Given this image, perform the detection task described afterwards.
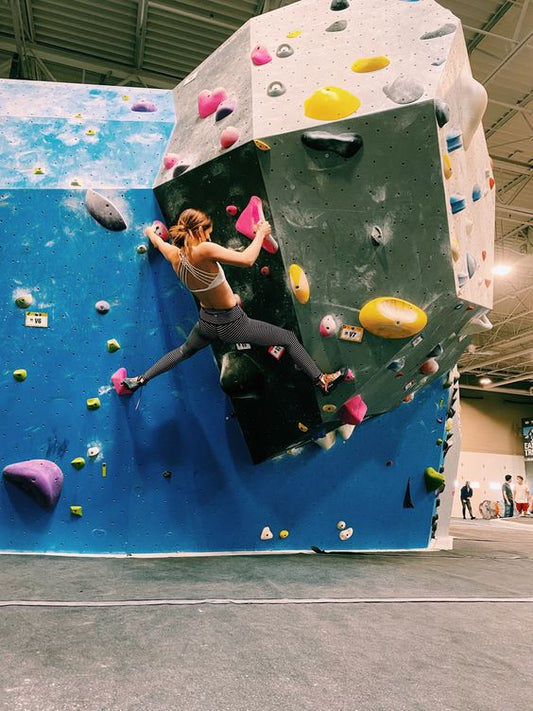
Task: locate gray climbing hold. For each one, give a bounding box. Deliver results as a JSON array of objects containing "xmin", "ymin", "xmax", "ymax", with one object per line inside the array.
[
  {"xmin": 466, "ymin": 252, "xmax": 477, "ymax": 279},
  {"xmin": 3, "ymin": 459, "xmax": 64, "ymax": 509},
  {"xmin": 388, "ymin": 357, "xmax": 405, "ymax": 372},
  {"xmin": 326, "ymin": 19, "xmax": 348, "ymax": 31},
  {"xmin": 383, "ymin": 76, "xmax": 424, "ymax": 105},
  {"xmin": 85, "ymin": 189, "xmax": 127, "ymax": 231},
  {"xmin": 219, "ymin": 352, "xmax": 265, "ymax": 399},
  {"xmin": 331, "ymin": 0, "xmax": 349, "ymax": 9},
  {"xmin": 276, "ymin": 44, "xmax": 294, "ymax": 58},
  {"xmin": 420, "ymin": 23, "xmax": 456, "ymax": 40},
  {"xmin": 457, "ymin": 272, "xmax": 469, "ymax": 288},
  {"xmin": 435, "ymin": 99, "xmax": 450, "ymax": 127},
  {"xmin": 267, "ymin": 81, "xmax": 286, "ymax": 97},
  {"xmin": 301, "ymin": 131, "xmax": 363, "ymax": 158}
]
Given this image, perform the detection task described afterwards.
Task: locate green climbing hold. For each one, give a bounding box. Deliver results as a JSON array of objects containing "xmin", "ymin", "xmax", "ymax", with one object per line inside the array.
[
  {"xmin": 70, "ymin": 505, "xmax": 83, "ymax": 517},
  {"xmin": 13, "ymin": 369, "xmax": 27, "ymax": 381},
  {"xmin": 424, "ymin": 466, "xmax": 445, "ymax": 493},
  {"xmin": 15, "ymin": 293, "xmax": 33, "ymax": 309},
  {"xmin": 71, "ymin": 457, "xmax": 86, "ymax": 470},
  {"xmin": 86, "ymin": 398, "xmax": 101, "ymax": 410},
  {"xmin": 107, "ymin": 339, "xmax": 121, "ymax": 353}
]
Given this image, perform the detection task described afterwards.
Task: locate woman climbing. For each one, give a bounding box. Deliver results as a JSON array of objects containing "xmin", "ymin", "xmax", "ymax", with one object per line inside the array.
[{"xmin": 121, "ymin": 208, "xmax": 346, "ymax": 394}]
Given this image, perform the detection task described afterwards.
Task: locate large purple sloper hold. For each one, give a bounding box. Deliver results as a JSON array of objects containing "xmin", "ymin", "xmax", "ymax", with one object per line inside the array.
[{"xmin": 3, "ymin": 459, "xmax": 64, "ymax": 509}]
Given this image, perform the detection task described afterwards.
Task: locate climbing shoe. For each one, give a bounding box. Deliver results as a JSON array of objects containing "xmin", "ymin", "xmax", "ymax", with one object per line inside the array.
[
  {"xmin": 316, "ymin": 367, "xmax": 347, "ymax": 395},
  {"xmin": 121, "ymin": 376, "xmax": 146, "ymax": 392}
]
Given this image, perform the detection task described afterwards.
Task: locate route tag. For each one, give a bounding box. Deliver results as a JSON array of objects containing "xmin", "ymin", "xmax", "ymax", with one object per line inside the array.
[
  {"xmin": 338, "ymin": 324, "xmax": 363, "ymax": 343},
  {"xmin": 236, "ymin": 343, "xmax": 251, "ymax": 351},
  {"xmin": 268, "ymin": 345, "xmax": 285, "ymax": 360},
  {"xmin": 24, "ymin": 312, "xmax": 48, "ymax": 328}
]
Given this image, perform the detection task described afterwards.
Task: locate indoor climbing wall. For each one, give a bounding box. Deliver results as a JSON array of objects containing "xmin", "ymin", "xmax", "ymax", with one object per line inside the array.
[
  {"xmin": 155, "ymin": 0, "xmax": 494, "ymax": 463},
  {"xmin": 1, "ymin": 0, "xmax": 489, "ymax": 555}
]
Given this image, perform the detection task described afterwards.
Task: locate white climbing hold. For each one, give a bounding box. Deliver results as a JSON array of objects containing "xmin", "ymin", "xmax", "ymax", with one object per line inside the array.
[
  {"xmin": 261, "ymin": 526, "xmax": 274, "ymax": 540},
  {"xmin": 337, "ymin": 424, "xmax": 355, "ymax": 441},
  {"xmin": 336, "ymin": 521, "xmax": 346, "ymax": 530},
  {"xmin": 315, "ymin": 431, "xmax": 337, "ymax": 450},
  {"xmin": 339, "ymin": 527, "xmax": 353, "ymax": 541}
]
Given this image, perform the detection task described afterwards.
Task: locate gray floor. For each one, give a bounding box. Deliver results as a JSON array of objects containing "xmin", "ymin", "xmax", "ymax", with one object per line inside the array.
[{"xmin": 1, "ymin": 518, "xmax": 533, "ymax": 711}]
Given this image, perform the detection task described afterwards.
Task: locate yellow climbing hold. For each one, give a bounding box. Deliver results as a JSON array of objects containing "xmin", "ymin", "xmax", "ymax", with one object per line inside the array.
[
  {"xmin": 253, "ymin": 139, "xmax": 271, "ymax": 151},
  {"xmin": 33, "ymin": 167, "xmax": 44, "ymax": 175},
  {"xmin": 322, "ymin": 404, "xmax": 337, "ymax": 414},
  {"xmin": 86, "ymin": 397, "xmax": 101, "ymax": 410},
  {"xmin": 279, "ymin": 529, "xmax": 289, "ymax": 539},
  {"xmin": 289, "ymin": 264, "xmax": 310, "ymax": 304},
  {"xmin": 359, "ymin": 297, "xmax": 427, "ymax": 339},
  {"xmin": 71, "ymin": 457, "xmax": 86, "ymax": 470},
  {"xmin": 74, "ymin": 113, "xmax": 84, "ymax": 119},
  {"xmin": 298, "ymin": 422, "xmax": 309, "ymax": 433},
  {"xmin": 304, "ymin": 86, "xmax": 361, "ymax": 121},
  {"xmin": 107, "ymin": 338, "xmax": 121, "ymax": 353},
  {"xmin": 13, "ymin": 369, "xmax": 27, "ymax": 381},
  {"xmin": 443, "ymin": 153, "xmax": 452, "ymax": 179},
  {"xmin": 70, "ymin": 505, "xmax": 83, "ymax": 517},
  {"xmin": 287, "ymin": 30, "xmax": 301, "ymax": 38},
  {"xmin": 351, "ymin": 56, "xmax": 390, "ymax": 73},
  {"xmin": 85, "ymin": 129, "xmax": 97, "ymax": 136},
  {"xmin": 122, "ymin": 95, "xmax": 130, "ymax": 101},
  {"xmin": 450, "ymin": 235, "xmax": 460, "ymax": 261}
]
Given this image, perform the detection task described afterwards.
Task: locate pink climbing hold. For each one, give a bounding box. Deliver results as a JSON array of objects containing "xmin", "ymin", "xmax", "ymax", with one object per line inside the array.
[
  {"xmin": 420, "ymin": 358, "xmax": 439, "ymax": 375},
  {"xmin": 198, "ymin": 87, "xmax": 228, "ymax": 118},
  {"xmin": 344, "ymin": 368, "xmax": 355, "ymax": 382},
  {"xmin": 111, "ymin": 367, "xmax": 132, "ymax": 395},
  {"xmin": 260, "ymin": 266, "xmax": 270, "ymax": 276},
  {"xmin": 152, "ymin": 220, "xmax": 169, "ymax": 241},
  {"xmin": 220, "ymin": 126, "xmax": 240, "ymax": 149},
  {"xmin": 251, "ymin": 46, "xmax": 272, "ymax": 66},
  {"xmin": 163, "ymin": 153, "xmax": 180, "ymax": 170},
  {"xmin": 226, "ymin": 205, "xmax": 238, "ymax": 216},
  {"xmin": 339, "ymin": 394, "xmax": 367, "ymax": 426},
  {"xmin": 235, "ymin": 196, "xmax": 278, "ymax": 254}
]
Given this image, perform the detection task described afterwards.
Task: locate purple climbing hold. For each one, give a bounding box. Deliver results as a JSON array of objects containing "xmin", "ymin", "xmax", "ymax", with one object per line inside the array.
[
  {"xmin": 331, "ymin": 0, "xmax": 350, "ymax": 10},
  {"xmin": 131, "ymin": 100, "xmax": 158, "ymax": 113},
  {"xmin": 3, "ymin": 459, "xmax": 64, "ymax": 509},
  {"xmin": 215, "ymin": 96, "xmax": 237, "ymax": 122}
]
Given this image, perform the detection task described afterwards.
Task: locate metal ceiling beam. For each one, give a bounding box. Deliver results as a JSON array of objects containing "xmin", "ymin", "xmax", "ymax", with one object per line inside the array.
[
  {"xmin": 135, "ymin": 0, "xmax": 149, "ymax": 70},
  {"xmin": 460, "ymin": 384, "xmax": 533, "ymax": 397},
  {"xmin": 485, "ymin": 372, "xmax": 533, "ymax": 388},
  {"xmin": 482, "ymin": 29, "xmax": 533, "ymax": 85},
  {"xmin": 491, "ymin": 155, "xmax": 533, "ymax": 176},
  {"xmin": 0, "ymin": 36, "xmax": 177, "ymax": 88},
  {"xmin": 494, "ymin": 281, "xmax": 533, "ymax": 305},
  {"xmin": 466, "ymin": 1, "xmax": 515, "ymax": 53},
  {"xmin": 149, "ymin": 2, "xmax": 236, "ymax": 32},
  {"xmin": 496, "ymin": 202, "xmax": 533, "ymax": 218},
  {"xmin": 462, "ymin": 346, "xmax": 533, "ymax": 371},
  {"xmin": 8, "ymin": 0, "xmax": 29, "ymax": 78}
]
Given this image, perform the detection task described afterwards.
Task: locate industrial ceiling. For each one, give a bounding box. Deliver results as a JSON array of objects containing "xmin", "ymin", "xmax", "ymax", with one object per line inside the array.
[{"xmin": 1, "ymin": 0, "xmax": 532, "ymax": 395}]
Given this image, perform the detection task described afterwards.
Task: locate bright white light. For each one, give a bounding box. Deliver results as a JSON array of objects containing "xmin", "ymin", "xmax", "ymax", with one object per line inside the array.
[
  {"xmin": 492, "ymin": 264, "xmax": 512, "ymax": 276},
  {"xmin": 479, "ymin": 377, "xmax": 492, "ymax": 385},
  {"xmin": 470, "ymin": 481, "xmax": 480, "ymax": 489},
  {"xmin": 489, "ymin": 482, "xmax": 501, "ymax": 491}
]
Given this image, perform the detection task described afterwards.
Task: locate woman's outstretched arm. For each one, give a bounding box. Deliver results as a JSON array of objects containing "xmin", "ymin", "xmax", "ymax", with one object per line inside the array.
[
  {"xmin": 196, "ymin": 221, "xmax": 272, "ymax": 268},
  {"xmin": 145, "ymin": 225, "xmax": 180, "ymax": 264}
]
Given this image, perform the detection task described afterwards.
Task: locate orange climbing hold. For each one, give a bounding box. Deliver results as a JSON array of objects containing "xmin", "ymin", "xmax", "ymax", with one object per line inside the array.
[
  {"xmin": 304, "ymin": 86, "xmax": 361, "ymax": 121},
  {"xmin": 351, "ymin": 56, "xmax": 390, "ymax": 73}
]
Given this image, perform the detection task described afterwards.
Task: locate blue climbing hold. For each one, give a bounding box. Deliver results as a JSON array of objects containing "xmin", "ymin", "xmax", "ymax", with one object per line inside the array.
[
  {"xmin": 450, "ymin": 194, "xmax": 466, "ymax": 214},
  {"xmin": 472, "ymin": 184, "xmax": 482, "ymax": 202},
  {"xmin": 446, "ymin": 129, "xmax": 463, "ymax": 152},
  {"xmin": 435, "ymin": 99, "xmax": 450, "ymax": 128}
]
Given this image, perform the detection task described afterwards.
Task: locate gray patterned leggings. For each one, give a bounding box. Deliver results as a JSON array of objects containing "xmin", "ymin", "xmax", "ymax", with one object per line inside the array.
[{"xmin": 141, "ymin": 304, "xmax": 321, "ymax": 383}]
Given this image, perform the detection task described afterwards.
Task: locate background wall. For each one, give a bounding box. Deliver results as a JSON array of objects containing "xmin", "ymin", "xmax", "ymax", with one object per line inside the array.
[{"xmin": 453, "ymin": 389, "xmax": 532, "ymax": 517}]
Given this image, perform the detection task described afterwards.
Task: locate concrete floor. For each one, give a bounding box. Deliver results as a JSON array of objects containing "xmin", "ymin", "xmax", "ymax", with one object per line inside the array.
[{"xmin": 1, "ymin": 518, "xmax": 532, "ymax": 711}]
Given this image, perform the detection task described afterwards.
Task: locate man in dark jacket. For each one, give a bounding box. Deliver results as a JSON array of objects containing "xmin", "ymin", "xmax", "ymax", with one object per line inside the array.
[
  {"xmin": 460, "ymin": 481, "xmax": 476, "ymax": 519},
  {"xmin": 502, "ymin": 474, "xmax": 514, "ymax": 517}
]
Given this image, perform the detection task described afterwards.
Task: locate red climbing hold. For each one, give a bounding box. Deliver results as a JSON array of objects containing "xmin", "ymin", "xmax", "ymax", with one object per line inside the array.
[
  {"xmin": 220, "ymin": 126, "xmax": 240, "ymax": 149},
  {"xmin": 152, "ymin": 220, "xmax": 169, "ymax": 241},
  {"xmin": 226, "ymin": 205, "xmax": 238, "ymax": 216},
  {"xmin": 260, "ymin": 266, "xmax": 270, "ymax": 276},
  {"xmin": 163, "ymin": 153, "xmax": 180, "ymax": 170}
]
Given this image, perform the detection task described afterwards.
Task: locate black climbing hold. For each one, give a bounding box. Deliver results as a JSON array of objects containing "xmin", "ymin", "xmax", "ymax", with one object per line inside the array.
[
  {"xmin": 162, "ymin": 470, "xmax": 172, "ymax": 478},
  {"xmin": 301, "ymin": 130, "xmax": 363, "ymax": 158},
  {"xmin": 432, "ymin": 513, "xmax": 439, "ymax": 523},
  {"xmin": 85, "ymin": 189, "xmax": 127, "ymax": 231},
  {"xmin": 330, "ymin": 0, "xmax": 349, "ymax": 9},
  {"xmin": 403, "ymin": 478, "xmax": 414, "ymax": 509},
  {"xmin": 435, "ymin": 498, "xmax": 441, "ymax": 507},
  {"xmin": 426, "ymin": 343, "xmax": 443, "ymax": 359},
  {"xmin": 448, "ymin": 407, "xmax": 456, "ymax": 418},
  {"xmin": 219, "ymin": 352, "xmax": 265, "ymax": 399},
  {"xmin": 434, "ymin": 99, "xmax": 450, "ymax": 128},
  {"xmin": 370, "ymin": 226, "xmax": 384, "ymax": 246},
  {"xmin": 326, "ymin": 19, "xmax": 348, "ymax": 31},
  {"xmin": 442, "ymin": 440, "xmax": 452, "ymax": 453},
  {"xmin": 173, "ymin": 164, "xmax": 189, "ymax": 178}
]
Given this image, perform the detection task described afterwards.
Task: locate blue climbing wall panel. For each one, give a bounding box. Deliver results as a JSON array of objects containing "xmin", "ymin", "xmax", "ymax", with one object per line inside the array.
[{"xmin": 0, "ymin": 78, "xmax": 451, "ymax": 555}]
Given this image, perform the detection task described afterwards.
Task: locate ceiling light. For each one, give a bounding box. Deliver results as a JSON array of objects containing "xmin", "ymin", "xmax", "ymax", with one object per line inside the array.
[
  {"xmin": 491, "ymin": 264, "xmax": 512, "ymax": 276},
  {"xmin": 479, "ymin": 377, "xmax": 492, "ymax": 385}
]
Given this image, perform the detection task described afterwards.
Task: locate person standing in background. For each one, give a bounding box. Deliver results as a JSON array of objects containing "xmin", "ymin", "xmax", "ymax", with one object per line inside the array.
[
  {"xmin": 513, "ymin": 475, "xmax": 530, "ymax": 517},
  {"xmin": 460, "ymin": 481, "xmax": 476, "ymax": 520},
  {"xmin": 502, "ymin": 474, "xmax": 514, "ymax": 518}
]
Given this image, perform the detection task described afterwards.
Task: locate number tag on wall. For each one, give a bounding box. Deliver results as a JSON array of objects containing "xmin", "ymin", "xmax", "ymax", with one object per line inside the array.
[
  {"xmin": 24, "ymin": 312, "xmax": 49, "ymax": 328},
  {"xmin": 339, "ymin": 324, "xmax": 363, "ymax": 343}
]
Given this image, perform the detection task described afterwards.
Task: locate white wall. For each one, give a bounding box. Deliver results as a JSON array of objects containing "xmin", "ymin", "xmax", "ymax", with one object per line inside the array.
[{"xmin": 452, "ymin": 451, "xmax": 526, "ymax": 517}]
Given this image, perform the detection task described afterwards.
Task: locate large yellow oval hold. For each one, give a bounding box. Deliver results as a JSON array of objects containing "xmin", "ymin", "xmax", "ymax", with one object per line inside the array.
[
  {"xmin": 351, "ymin": 56, "xmax": 390, "ymax": 73},
  {"xmin": 304, "ymin": 86, "xmax": 361, "ymax": 121},
  {"xmin": 289, "ymin": 264, "xmax": 310, "ymax": 304},
  {"xmin": 359, "ymin": 297, "xmax": 427, "ymax": 339}
]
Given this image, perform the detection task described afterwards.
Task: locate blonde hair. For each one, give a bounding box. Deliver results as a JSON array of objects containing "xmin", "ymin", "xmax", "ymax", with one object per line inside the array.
[{"xmin": 169, "ymin": 208, "xmax": 212, "ymax": 258}]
